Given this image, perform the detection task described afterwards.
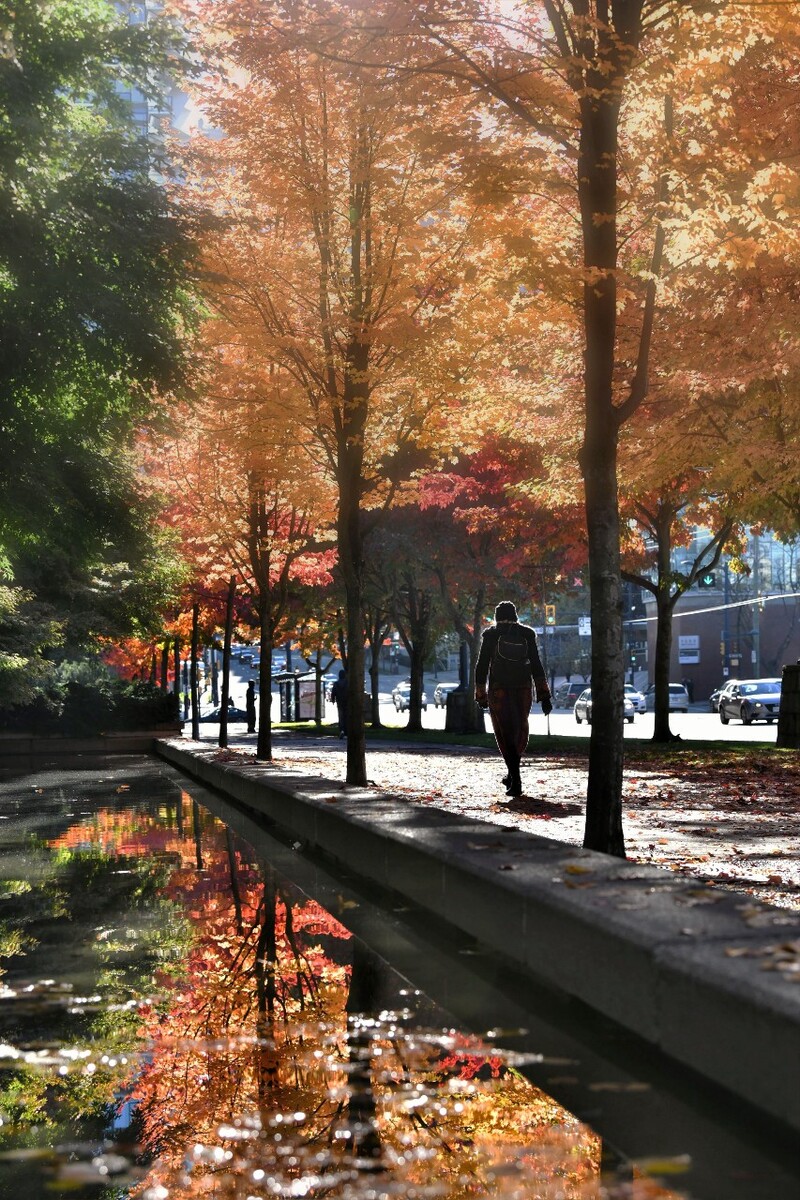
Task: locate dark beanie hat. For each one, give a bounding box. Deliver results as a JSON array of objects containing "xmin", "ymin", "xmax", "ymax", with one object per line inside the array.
[{"xmin": 495, "ymin": 601, "xmax": 517, "ymax": 621}]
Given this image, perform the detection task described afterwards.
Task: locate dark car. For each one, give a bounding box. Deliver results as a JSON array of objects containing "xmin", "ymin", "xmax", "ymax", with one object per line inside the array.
[
  {"xmin": 718, "ymin": 678, "xmax": 782, "ymax": 725},
  {"xmin": 198, "ymin": 704, "xmax": 249, "ymax": 723},
  {"xmin": 554, "ymin": 681, "xmax": 584, "ymax": 708},
  {"xmin": 574, "ymin": 688, "xmax": 634, "ymax": 724},
  {"xmin": 433, "ymin": 682, "xmax": 460, "ymax": 708}
]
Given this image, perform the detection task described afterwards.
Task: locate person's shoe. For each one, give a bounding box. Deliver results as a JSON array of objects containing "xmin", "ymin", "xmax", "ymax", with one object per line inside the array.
[
  {"xmin": 501, "ymin": 774, "xmax": 509, "ymax": 787},
  {"xmin": 506, "ymin": 772, "xmax": 523, "ymax": 797}
]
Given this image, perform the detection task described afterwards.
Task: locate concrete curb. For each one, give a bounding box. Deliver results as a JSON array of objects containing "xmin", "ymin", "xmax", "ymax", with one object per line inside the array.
[{"xmin": 155, "ymin": 737, "xmax": 800, "ymax": 1133}]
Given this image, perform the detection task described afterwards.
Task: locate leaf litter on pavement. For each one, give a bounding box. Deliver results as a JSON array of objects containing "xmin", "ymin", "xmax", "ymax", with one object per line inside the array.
[{"xmin": 256, "ymin": 739, "xmax": 800, "ymax": 911}]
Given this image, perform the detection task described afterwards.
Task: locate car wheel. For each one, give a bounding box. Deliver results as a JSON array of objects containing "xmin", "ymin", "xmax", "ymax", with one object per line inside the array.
[
  {"xmin": 422, "ymin": 703, "xmax": 427, "ymax": 711},
  {"xmin": 575, "ymin": 712, "xmax": 582, "ymax": 723},
  {"xmin": 766, "ymin": 718, "xmax": 774, "ymax": 724},
  {"xmin": 719, "ymin": 707, "xmax": 729, "ymax": 725},
  {"xmin": 626, "ymin": 715, "xmax": 634, "ymax": 724},
  {"xmin": 741, "ymin": 703, "xmax": 754, "ymax": 726},
  {"xmin": 394, "ymin": 698, "xmax": 401, "ymax": 711}
]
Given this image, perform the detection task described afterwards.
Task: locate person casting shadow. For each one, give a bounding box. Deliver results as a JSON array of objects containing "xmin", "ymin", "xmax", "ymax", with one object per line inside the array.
[{"xmin": 475, "ymin": 601, "xmax": 552, "ymax": 797}]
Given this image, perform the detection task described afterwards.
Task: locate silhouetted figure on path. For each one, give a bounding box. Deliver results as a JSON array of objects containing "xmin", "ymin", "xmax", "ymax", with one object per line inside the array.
[
  {"xmin": 246, "ymin": 680, "xmax": 257, "ymax": 733},
  {"xmin": 330, "ymin": 669, "xmax": 348, "ymax": 739},
  {"xmin": 475, "ymin": 601, "xmax": 552, "ymax": 797}
]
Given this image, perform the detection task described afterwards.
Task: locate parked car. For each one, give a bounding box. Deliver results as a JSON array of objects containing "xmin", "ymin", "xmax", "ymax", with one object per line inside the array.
[
  {"xmin": 433, "ymin": 682, "xmax": 460, "ymax": 708},
  {"xmin": 718, "ymin": 678, "xmax": 782, "ymax": 725},
  {"xmin": 624, "ymin": 683, "xmax": 647, "ymax": 714},
  {"xmin": 554, "ymin": 681, "xmax": 585, "ymax": 708},
  {"xmin": 574, "ymin": 688, "xmax": 634, "ymax": 724},
  {"xmin": 645, "ymin": 683, "xmax": 690, "ymax": 713},
  {"xmin": 392, "ymin": 680, "xmax": 427, "ymax": 711},
  {"xmin": 198, "ymin": 704, "xmax": 249, "ymax": 723}
]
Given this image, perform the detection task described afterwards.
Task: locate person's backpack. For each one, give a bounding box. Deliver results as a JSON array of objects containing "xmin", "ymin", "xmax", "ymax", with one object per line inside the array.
[
  {"xmin": 491, "ymin": 619, "xmax": 534, "ymax": 686},
  {"xmin": 495, "ymin": 626, "xmax": 530, "ymax": 666}
]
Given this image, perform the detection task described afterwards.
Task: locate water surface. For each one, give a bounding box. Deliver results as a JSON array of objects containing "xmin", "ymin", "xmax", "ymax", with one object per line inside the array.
[{"xmin": 0, "ymin": 759, "xmax": 794, "ymax": 1199}]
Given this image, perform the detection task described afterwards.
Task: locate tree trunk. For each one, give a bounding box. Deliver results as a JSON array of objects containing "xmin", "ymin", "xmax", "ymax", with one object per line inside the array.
[
  {"xmin": 160, "ymin": 640, "xmax": 169, "ymax": 692},
  {"xmin": 190, "ymin": 602, "xmax": 200, "ymax": 742},
  {"xmin": 652, "ymin": 592, "xmax": 678, "ymax": 742},
  {"xmin": 578, "ymin": 88, "xmax": 626, "ymax": 858},
  {"xmin": 173, "ymin": 637, "xmax": 180, "ymax": 697},
  {"xmin": 257, "ymin": 602, "xmax": 273, "ymax": 760},
  {"xmin": 407, "ymin": 643, "xmax": 426, "ymax": 732},
  {"xmin": 219, "ymin": 575, "xmax": 235, "ymax": 749},
  {"xmin": 339, "ymin": 342, "xmax": 369, "ymax": 786}
]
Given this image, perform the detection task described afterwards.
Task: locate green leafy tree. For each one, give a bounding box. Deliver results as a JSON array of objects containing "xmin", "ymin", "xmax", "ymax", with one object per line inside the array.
[{"xmin": 0, "ymin": 0, "xmax": 196, "ymax": 697}]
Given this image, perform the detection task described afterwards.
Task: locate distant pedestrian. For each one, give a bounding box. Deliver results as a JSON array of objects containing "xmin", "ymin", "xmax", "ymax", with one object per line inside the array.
[
  {"xmin": 475, "ymin": 601, "xmax": 552, "ymax": 797},
  {"xmin": 245, "ymin": 680, "xmax": 256, "ymax": 733},
  {"xmin": 330, "ymin": 669, "xmax": 348, "ymax": 738}
]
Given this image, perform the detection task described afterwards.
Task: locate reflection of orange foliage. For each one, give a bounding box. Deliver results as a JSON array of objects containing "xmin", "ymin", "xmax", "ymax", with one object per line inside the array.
[{"xmin": 46, "ymin": 798, "xmax": 686, "ymax": 1200}]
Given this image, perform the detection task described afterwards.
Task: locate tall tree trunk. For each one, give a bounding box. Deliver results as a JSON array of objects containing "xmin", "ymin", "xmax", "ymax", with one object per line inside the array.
[
  {"xmin": 173, "ymin": 637, "xmax": 180, "ymax": 697},
  {"xmin": 160, "ymin": 640, "xmax": 169, "ymax": 691},
  {"xmin": 257, "ymin": 601, "xmax": 273, "ymax": 760},
  {"xmin": 190, "ymin": 602, "xmax": 200, "ymax": 742},
  {"xmin": 339, "ymin": 342, "xmax": 369, "ymax": 786},
  {"xmin": 219, "ymin": 575, "xmax": 236, "ymax": 749},
  {"xmin": 578, "ymin": 87, "xmax": 626, "ymax": 858},
  {"xmin": 652, "ymin": 592, "xmax": 678, "ymax": 742}
]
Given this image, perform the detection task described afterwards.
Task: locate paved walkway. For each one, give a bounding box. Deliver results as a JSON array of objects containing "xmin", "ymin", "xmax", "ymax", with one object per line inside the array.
[{"xmin": 157, "ymin": 735, "xmax": 800, "ymax": 1135}]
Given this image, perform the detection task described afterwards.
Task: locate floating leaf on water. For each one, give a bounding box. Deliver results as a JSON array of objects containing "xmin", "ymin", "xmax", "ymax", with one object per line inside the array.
[{"xmin": 632, "ymin": 1153, "xmax": 692, "ymax": 1176}]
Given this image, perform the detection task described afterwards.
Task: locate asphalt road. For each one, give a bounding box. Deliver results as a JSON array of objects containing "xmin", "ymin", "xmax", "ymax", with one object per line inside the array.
[
  {"xmin": 378, "ymin": 696, "xmax": 780, "ymax": 742},
  {"xmin": 213, "ymin": 662, "xmax": 779, "ymax": 744}
]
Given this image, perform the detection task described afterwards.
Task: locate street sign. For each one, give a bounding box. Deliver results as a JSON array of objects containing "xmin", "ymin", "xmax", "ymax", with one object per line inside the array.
[{"xmin": 578, "ymin": 616, "xmax": 591, "ymax": 637}]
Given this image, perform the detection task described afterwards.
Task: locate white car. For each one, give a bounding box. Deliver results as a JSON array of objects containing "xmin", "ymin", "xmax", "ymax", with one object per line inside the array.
[
  {"xmin": 645, "ymin": 683, "xmax": 690, "ymax": 713},
  {"xmin": 433, "ymin": 682, "xmax": 460, "ymax": 708},
  {"xmin": 624, "ymin": 684, "xmax": 646, "ymax": 714},
  {"xmin": 718, "ymin": 678, "xmax": 782, "ymax": 725},
  {"xmin": 391, "ymin": 681, "xmax": 427, "ymax": 711},
  {"xmin": 574, "ymin": 688, "xmax": 635, "ymax": 724}
]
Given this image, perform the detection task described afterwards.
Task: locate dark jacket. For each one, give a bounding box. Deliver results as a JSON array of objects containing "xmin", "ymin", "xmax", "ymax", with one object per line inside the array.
[{"xmin": 475, "ymin": 620, "xmax": 548, "ymax": 696}]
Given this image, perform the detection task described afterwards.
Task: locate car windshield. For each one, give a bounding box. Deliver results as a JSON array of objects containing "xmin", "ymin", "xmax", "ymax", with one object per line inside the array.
[
  {"xmin": 741, "ymin": 681, "xmax": 781, "ymax": 694},
  {"xmin": 668, "ymin": 685, "xmax": 686, "ymax": 693}
]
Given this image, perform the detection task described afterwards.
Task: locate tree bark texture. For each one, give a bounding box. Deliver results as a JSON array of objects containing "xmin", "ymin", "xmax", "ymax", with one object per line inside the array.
[
  {"xmin": 219, "ymin": 575, "xmax": 236, "ymax": 749},
  {"xmin": 338, "ymin": 339, "xmax": 370, "ymax": 786},
  {"xmin": 578, "ymin": 83, "xmax": 627, "ymax": 858},
  {"xmin": 190, "ymin": 602, "xmax": 200, "ymax": 743}
]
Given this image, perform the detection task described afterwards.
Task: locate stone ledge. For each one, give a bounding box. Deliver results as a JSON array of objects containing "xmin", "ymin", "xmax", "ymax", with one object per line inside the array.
[{"xmin": 155, "ymin": 737, "xmax": 800, "ymax": 1133}]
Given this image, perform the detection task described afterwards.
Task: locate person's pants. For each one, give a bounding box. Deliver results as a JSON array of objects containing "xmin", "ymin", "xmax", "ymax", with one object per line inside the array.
[{"xmin": 487, "ymin": 685, "xmax": 532, "ymax": 776}]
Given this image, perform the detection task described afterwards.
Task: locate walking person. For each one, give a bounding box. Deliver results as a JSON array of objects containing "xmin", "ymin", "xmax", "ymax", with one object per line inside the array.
[
  {"xmin": 475, "ymin": 601, "xmax": 552, "ymax": 797},
  {"xmin": 330, "ymin": 668, "xmax": 348, "ymax": 739},
  {"xmin": 245, "ymin": 680, "xmax": 257, "ymax": 734}
]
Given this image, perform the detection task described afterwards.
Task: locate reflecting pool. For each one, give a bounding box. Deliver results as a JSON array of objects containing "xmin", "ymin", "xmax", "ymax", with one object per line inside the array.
[{"xmin": 0, "ymin": 759, "xmax": 795, "ymax": 1200}]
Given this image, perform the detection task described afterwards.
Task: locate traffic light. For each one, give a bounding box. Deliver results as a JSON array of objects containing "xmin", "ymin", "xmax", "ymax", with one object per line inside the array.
[
  {"xmin": 698, "ymin": 571, "xmax": 716, "ymax": 589},
  {"xmin": 545, "ymin": 604, "xmax": 556, "ymax": 626}
]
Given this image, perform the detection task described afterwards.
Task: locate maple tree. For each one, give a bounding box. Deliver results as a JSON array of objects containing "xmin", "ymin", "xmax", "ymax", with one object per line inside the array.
[
  {"xmin": 418, "ymin": 437, "xmax": 587, "ymax": 725},
  {"xmin": 261, "ymin": 2, "xmax": 800, "ymax": 855},
  {"xmin": 155, "ymin": 382, "xmax": 336, "ymax": 756},
  {"xmin": 173, "ymin": 0, "xmax": 505, "ymax": 784},
  {"xmin": 620, "ymin": 476, "xmax": 739, "ymax": 742}
]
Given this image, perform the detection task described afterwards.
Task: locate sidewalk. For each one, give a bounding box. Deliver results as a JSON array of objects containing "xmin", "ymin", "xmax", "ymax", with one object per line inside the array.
[{"xmin": 156, "ymin": 734, "xmax": 800, "ymax": 1135}]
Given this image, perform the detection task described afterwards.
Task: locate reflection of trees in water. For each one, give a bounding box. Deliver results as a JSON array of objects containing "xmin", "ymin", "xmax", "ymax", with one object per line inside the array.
[{"xmin": 1, "ymin": 797, "xmax": 609, "ymax": 1199}]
